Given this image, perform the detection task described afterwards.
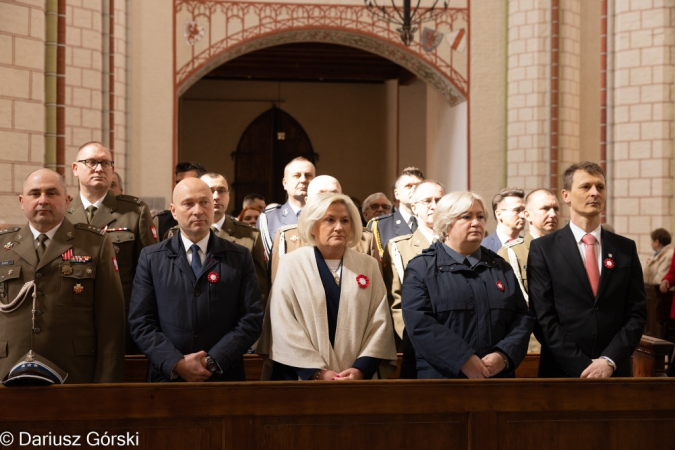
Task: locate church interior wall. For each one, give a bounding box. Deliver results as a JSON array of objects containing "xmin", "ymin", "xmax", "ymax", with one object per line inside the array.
[{"xmin": 179, "ymin": 79, "xmax": 390, "ymax": 212}]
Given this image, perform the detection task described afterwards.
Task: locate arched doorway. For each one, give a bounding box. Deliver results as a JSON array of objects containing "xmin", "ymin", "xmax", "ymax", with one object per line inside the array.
[{"xmin": 233, "ymin": 106, "xmax": 317, "ymax": 207}]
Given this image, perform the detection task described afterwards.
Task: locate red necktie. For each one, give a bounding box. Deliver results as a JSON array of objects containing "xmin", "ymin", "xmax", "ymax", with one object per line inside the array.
[{"xmin": 581, "ymin": 234, "xmax": 599, "ymax": 296}]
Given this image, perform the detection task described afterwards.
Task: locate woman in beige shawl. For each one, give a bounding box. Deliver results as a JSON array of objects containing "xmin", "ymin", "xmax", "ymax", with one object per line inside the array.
[{"xmin": 268, "ymin": 193, "xmax": 397, "ymax": 380}]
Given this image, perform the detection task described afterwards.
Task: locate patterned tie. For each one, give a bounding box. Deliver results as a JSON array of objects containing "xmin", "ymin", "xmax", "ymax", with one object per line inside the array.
[
  {"xmin": 581, "ymin": 234, "xmax": 600, "ymax": 296},
  {"xmin": 36, "ymin": 234, "xmax": 48, "ymax": 260},
  {"xmin": 86, "ymin": 205, "xmax": 97, "ymax": 224},
  {"xmin": 190, "ymin": 244, "xmax": 202, "ymax": 276}
]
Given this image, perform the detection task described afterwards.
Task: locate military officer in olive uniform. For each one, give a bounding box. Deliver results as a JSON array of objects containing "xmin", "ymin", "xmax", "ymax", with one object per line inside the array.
[
  {"xmin": 257, "ymin": 157, "xmax": 315, "ymax": 260},
  {"xmin": 269, "ymin": 175, "xmax": 380, "ymax": 283},
  {"xmin": 68, "ymin": 141, "xmax": 158, "ymax": 353},
  {"xmin": 368, "ymin": 167, "xmax": 424, "ymax": 257},
  {"xmin": 0, "ymin": 169, "xmax": 125, "ymax": 383},
  {"xmin": 166, "ymin": 172, "xmax": 269, "ymax": 306},
  {"xmin": 498, "ymin": 188, "xmax": 560, "ymax": 353}
]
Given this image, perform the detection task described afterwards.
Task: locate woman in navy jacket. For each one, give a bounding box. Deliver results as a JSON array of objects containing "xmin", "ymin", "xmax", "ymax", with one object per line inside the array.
[{"xmin": 401, "ymin": 191, "xmax": 535, "ymax": 379}]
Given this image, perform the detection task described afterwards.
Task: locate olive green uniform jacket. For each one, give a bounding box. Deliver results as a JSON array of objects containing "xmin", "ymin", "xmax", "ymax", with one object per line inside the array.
[
  {"xmin": 383, "ymin": 229, "xmax": 430, "ymax": 339},
  {"xmin": 0, "ymin": 220, "xmax": 125, "ymax": 383}
]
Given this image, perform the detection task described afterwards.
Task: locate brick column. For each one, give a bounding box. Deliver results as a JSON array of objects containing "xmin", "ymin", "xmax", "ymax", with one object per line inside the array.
[
  {"xmin": 612, "ymin": 0, "xmax": 674, "ymax": 257},
  {"xmin": 0, "ymin": 0, "xmax": 45, "ymax": 224},
  {"xmin": 507, "ymin": 0, "xmax": 550, "ymax": 191}
]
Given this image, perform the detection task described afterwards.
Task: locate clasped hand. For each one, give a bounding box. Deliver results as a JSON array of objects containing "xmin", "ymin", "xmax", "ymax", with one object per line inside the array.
[{"xmin": 460, "ymin": 353, "xmax": 507, "ymax": 379}]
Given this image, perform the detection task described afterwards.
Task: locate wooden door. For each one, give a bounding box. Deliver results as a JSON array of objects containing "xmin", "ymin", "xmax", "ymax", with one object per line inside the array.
[{"xmin": 233, "ymin": 107, "xmax": 316, "ymax": 208}]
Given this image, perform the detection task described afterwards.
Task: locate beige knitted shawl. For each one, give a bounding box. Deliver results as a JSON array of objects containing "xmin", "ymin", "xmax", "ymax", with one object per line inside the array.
[{"xmin": 268, "ymin": 246, "xmax": 397, "ymax": 379}]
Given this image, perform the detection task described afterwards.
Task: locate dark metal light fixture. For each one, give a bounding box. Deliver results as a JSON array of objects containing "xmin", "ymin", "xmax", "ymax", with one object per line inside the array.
[{"xmin": 364, "ymin": 0, "xmax": 450, "ymax": 46}]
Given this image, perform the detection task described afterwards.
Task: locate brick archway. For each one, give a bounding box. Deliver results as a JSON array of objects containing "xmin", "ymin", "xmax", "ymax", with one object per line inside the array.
[{"xmin": 174, "ymin": 1, "xmax": 469, "ymax": 104}]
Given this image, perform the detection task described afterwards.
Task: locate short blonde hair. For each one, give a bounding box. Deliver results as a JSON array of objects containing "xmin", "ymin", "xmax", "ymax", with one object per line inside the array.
[
  {"xmin": 298, "ymin": 193, "xmax": 363, "ymax": 248},
  {"xmin": 433, "ymin": 191, "xmax": 486, "ymax": 241}
]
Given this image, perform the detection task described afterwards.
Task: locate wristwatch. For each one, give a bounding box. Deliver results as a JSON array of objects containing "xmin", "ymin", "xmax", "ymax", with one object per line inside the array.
[
  {"xmin": 601, "ymin": 356, "xmax": 616, "ymax": 372},
  {"xmin": 205, "ymin": 355, "xmax": 220, "ymax": 373}
]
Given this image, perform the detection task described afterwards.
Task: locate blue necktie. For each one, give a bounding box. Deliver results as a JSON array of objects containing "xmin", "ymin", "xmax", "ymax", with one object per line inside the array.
[{"xmin": 190, "ymin": 244, "xmax": 202, "ymax": 276}]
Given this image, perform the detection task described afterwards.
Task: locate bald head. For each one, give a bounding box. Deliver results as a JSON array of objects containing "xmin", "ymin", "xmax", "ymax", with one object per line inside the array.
[
  {"xmin": 307, "ymin": 175, "xmax": 342, "ymax": 198},
  {"xmin": 171, "ymin": 178, "xmax": 214, "ymax": 242},
  {"xmin": 20, "ymin": 168, "xmax": 70, "ymax": 232}
]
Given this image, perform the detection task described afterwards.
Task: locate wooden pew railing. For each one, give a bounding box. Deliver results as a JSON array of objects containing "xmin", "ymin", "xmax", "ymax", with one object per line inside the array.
[
  {"xmin": 124, "ymin": 335, "xmax": 674, "ymax": 382},
  {"xmin": 644, "ymin": 283, "xmax": 674, "ymax": 340}
]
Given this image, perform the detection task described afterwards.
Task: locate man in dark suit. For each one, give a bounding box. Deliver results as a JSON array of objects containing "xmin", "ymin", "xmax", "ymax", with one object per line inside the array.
[
  {"xmin": 368, "ymin": 167, "xmax": 424, "ymax": 257},
  {"xmin": 482, "ymin": 187, "xmax": 526, "ymax": 253},
  {"xmin": 528, "ymin": 162, "xmax": 646, "ymax": 378},
  {"xmin": 257, "ymin": 157, "xmax": 315, "ymax": 260},
  {"xmin": 129, "ymin": 177, "xmax": 263, "ymax": 382}
]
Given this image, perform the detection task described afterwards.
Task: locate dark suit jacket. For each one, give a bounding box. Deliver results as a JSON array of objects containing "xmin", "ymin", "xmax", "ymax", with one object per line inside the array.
[
  {"xmin": 528, "ymin": 225, "xmax": 646, "ymax": 377},
  {"xmin": 129, "ymin": 231, "xmax": 263, "ymax": 382},
  {"xmin": 481, "ymin": 231, "xmax": 502, "ymax": 254},
  {"xmin": 368, "ymin": 210, "xmax": 413, "ymax": 256}
]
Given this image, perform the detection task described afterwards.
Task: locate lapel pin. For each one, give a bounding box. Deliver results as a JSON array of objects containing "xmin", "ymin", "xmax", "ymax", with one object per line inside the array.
[
  {"xmin": 604, "ymin": 258, "xmax": 614, "ymax": 269},
  {"xmin": 395, "ymin": 220, "xmax": 401, "ymax": 225},
  {"xmin": 496, "ymin": 281, "xmax": 505, "ymax": 291},
  {"xmin": 208, "ymin": 272, "xmax": 219, "ymax": 283}
]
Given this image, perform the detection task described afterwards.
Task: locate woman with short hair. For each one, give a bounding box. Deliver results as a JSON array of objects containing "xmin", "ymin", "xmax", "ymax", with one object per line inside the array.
[
  {"xmin": 268, "ymin": 192, "xmax": 396, "ymax": 380},
  {"xmin": 402, "ymin": 191, "xmax": 535, "ymax": 379}
]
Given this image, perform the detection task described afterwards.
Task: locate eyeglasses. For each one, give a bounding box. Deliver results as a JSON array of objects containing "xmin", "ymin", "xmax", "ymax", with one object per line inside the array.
[
  {"xmin": 415, "ymin": 197, "xmax": 442, "ymax": 206},
  {"xmin": 77, "ymin": 159, "xmax": 114, "ymax": 169},
  {"xmin": 368, "ymin": 203, "xmax": 392, "ymax": 211}
]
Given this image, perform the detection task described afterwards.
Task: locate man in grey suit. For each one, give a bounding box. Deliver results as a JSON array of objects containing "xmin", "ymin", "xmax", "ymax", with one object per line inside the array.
[{"xmin": 482, "ymin": 187, "xmax": 526, "ymax": 253}]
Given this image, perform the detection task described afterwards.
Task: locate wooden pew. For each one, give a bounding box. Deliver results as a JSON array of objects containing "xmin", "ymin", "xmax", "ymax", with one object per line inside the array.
[
  {"xmin": 644, "ymin": 283, "xmax": 674, "ymax": 339},
  {"xmin": 125, "ymin": 335, "xmax": 672, "ymax": 382},
  {"xmin": 1, "ymin": 379, "xmax": 675, "ymax": 450}
]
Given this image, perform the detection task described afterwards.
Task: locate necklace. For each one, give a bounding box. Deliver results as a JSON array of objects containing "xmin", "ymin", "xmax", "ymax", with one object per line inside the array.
[{"xmin": 326, "ymin": 259, "xmax": 343, "ymax": 286}]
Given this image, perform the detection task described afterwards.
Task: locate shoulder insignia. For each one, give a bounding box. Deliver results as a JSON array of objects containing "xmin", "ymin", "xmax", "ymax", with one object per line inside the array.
[
  {"xmin": 390, "ymin": 233, "xmax": 413, "ymax": 244},
  {"xmin": 116, "ymin": 194, "xmax": 142, "ymax": 205},
  {"xmin": 263, "ymin": 204, "xmax": 282, "ymax": 213},
  {"xmin": 75, "ymin": 223, "xmax": 106, "ymax": 236},
  {"xmin": 503, "ymin": 238, "xmax": 524, "ymax": 249},
  {"xmin": 153, "ymin": 209, "xmax": 171, "ymax": 218},
  {"xmin": 369, "ymin": 213, "xmax": 393, "ymax": 224},
  {"xmin": 169, "ymin": 225, "xmax": 180, "ymax": 232},
  {"xmin": 0, "ymin": 227, "xmax": 20, "ymax": 236},
  {"xmin": 234, "ymin": 221, "xmax": 258, "ymax": 231}
]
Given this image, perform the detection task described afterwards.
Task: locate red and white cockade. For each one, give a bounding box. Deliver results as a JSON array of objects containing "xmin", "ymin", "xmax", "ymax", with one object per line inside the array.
[
  {"xmin": 604, "ymin": 258, "xmax": 614, "ymax": 269},
  {"xmin": 496, "ymin": 281, "xmax": 505, "ymax": 291},
  {"xmin": 208, "ymin": 272, "xmax": 219, "ymax": 283},
  {"xmin": 356, "ymin": 275, "xmax": 369, "ymax": 289}
]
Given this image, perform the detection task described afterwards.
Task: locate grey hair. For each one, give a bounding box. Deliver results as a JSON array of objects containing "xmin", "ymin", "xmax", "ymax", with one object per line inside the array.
[
  {"xmin": 298, "ymin": 192, "xmax": 363, "ymax": 248},
  {"xmin": 433, "ymin": 191, "xmax": 486, "ymax": 240},
  {"xmin": 410, "ymin": 180, "xmax": 445, "ymax": 204},
  {"xmin": 362, "ymin": 192, "xmax": 391, "ymax": 211}
]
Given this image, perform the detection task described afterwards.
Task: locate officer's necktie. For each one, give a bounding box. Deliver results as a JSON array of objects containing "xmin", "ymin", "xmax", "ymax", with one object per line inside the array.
[
  {"xmin": 36, "ymin": 234, "xmax": 48, "ymax": 260},
  {"xmin": 190, "ymin": 244, "xmax": 202, "ymax": 276},
  {"xmin": 86, "ymin": 205, "xmax": 97, "ymax": 224},
  {"xmin": 410, "ymin": 216, "xmax": 418, "ymax": 233},
  {"xmin": 582, "ymin": 234, "xmax": 600, "ymax": 296}
]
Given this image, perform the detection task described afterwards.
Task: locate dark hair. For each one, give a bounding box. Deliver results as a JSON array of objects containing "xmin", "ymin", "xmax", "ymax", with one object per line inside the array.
[
  {"xmin": 562, "ymin": 161, "xmax": 605, "ymax": 191},
  {"xmin": 651, "ymin": 228, "xmax": 672, "ymax": 247},
  {"xmin": 201, "ymin": 171, "xmax": 226, "ymax": 181},
  {"xmin": 175, "ymin": 161, "xmax": 207, "ymax": 177},
  {"xmin": 491, "ymin": 187, "xmax": 525, "ymax": 219},
  {"xmin": 395, "ymin": 167, "xmax": 425, "ymax": 189}
]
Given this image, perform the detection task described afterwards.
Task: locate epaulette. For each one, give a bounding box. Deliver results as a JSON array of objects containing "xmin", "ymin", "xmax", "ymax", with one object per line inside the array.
[
  {"xmin": 278, "ymin": 224, "xmax": 298, "ymax": 233},
  {"xmin": 367, "ymin": 213, "xmax": 393, "ymax": 226},
  {"xmin": 75, "ymin": 223, "xmax": 106, "ymax": 235},
  {"xmin": 263, "ymin": 204, "xmax": 282, "ymax": 213},
  {"xmin": 116, "ymin": 194, "xmax": 142, "ymax": 205},
  {"xmin": 227, "ymin": 214, "xmax": 238, "ymax": 222},
  {"xmin": 503, "ymin": 237, "xmax": 524, "ymax": 249},
  {"xmin": 389, "ymin": 233, "xmax": 413, "ymax": 244},
  {"xmin": 234, "ymin": 221, "xmax": 258, "ymax": 231},
  {"xmin": 153, "ymin": 209, "xmax": 171, "ymax": 218},
  {"xmin": 0, "ymin": 227, "xmax": 20, "ymax": 235},
  {"xmin": 168, "ymin": 225, "xmax": 180, "ymax": 232}
]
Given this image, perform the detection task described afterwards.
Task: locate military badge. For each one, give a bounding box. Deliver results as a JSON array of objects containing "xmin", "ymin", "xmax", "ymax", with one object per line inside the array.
[
  {"xmin": 151, "ymin": 226, "xmax": 158, "ymax": 240},
  {"xmin": 356, "ymin": 274, "xmax": 370, "ymax": 289},
  {"xmin": 496, "ymin": 281, "xmax": 505, "ymax": 291},
  {"xmin": 604, "ymin": 258, "xmax": 614, "ymax": 269},
  {"xmin": 208, "ymin": 272, "xmax": 219, "ymax": 283},
  {"xmin": 4, "ymin": 242, "xmax": 13, "ymax": 250},
  {"xmin": 290, "ymin": 235, "xmax": 299, "ymax": 243},
  {"xmin": 73, "ymin": 283, "xmax": 84, "ymax": 294},
  {"xmin": 61, "ymin": 265, "xmax": 73, "ymax": 275}
]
